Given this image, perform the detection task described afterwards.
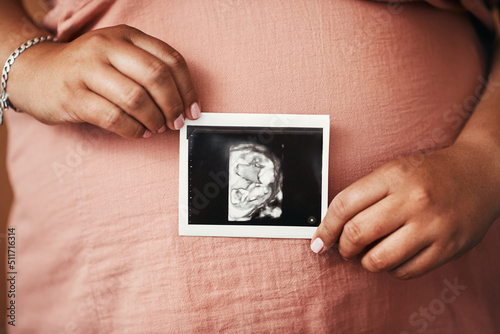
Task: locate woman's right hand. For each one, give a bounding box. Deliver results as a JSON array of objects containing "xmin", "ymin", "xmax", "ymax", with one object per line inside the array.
[{"xmin": 6, "ymin": 24, "xmax": 201, "ymax": 138}]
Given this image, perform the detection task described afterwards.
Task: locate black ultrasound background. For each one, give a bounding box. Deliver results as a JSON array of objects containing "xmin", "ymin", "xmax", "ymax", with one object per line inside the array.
[{"xmin": 187, "ymin": 126, "xmax": 323, "ymax": 227}]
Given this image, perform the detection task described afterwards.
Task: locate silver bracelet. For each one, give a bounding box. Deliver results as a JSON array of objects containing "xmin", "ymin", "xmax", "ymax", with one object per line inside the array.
[{"xmin": 1, "ymin": 35, "xmax": 58, "ymax": 125}]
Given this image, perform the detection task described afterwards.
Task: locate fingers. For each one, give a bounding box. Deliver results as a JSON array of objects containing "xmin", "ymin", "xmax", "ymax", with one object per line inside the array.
[
  {"xmin": 361, "ymin": 224, "xmax": 432, "ymax": 273},
  {"xmin": 311, "ymin": 170, "xmax": 390, "ymax": 254},
  {"xmin": 388, "ymin": 244, "xmax": 445, "ymax": 280},
  {"xmin": 62, "ymin": 26, "xmax": 200, "ymax": 136},
  {"xmin": 308, "ymin": 152, "xmax": 485, "ymax": 280},
  {"xmin": 76, "ymin": 91, "xmax": 147, "ymax": 139},
  {"xmin": 126, "ymin": 29, "xmax": 201, "ymax": 121},
  {"xmin": 338, "ymin": 195, "xmax": 407, "ymax": 259},
  {"xmin": 84, "ymin": 63, "xmax": 167, "ymax": 133},
  {"xmin": 105, "ymin": 41, "xmax": 187, "ymax": 130}
]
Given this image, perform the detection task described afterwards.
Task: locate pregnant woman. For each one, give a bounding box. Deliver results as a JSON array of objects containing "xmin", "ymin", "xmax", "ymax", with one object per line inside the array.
[{"xmin": 1, "ymin": 0, "xmax": 499, "ymax": 332}]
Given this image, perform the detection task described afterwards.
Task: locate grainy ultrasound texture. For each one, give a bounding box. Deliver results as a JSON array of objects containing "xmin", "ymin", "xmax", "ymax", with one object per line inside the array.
[{"xmin": 228, "ymin": 144, "xmax": 283, "ymax": 221}]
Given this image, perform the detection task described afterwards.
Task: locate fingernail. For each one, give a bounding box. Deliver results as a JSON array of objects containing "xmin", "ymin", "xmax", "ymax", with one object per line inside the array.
[
  {"xmin": 310, "ymin": 238, "xmax": 324, "ymax": 254},
  {"xmin": 174, "ymin": 114, "xmax": 185, "ymax": 130},
  {"xmin": 190, "ymin": 102, "xmax": 201, "ymax": 119},
  {"xmin": 157, "ymin": 125, "xmax": 167, "ymax": 134},
  {"xmin": 143, "ymin": 130, "xmax": 152, "ymax": 139}
]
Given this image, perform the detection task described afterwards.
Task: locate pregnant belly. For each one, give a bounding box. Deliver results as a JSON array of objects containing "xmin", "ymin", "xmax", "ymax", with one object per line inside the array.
[
  {"xmin": 89, "ymin": 0, "xmax": 487, "ymax": 195},
  {"xmin": 7, "ymin": 0, "xmax": 487, "ymax": 217},
  {"xmin": 6, "ymin": 1, "xmax": 492, "ymax": 332}
]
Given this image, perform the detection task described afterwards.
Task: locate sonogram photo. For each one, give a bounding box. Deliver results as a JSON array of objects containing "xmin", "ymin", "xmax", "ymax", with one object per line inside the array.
[{"xmin": 185, "ymin": 124, "xmax": 324, "ymax": 227}]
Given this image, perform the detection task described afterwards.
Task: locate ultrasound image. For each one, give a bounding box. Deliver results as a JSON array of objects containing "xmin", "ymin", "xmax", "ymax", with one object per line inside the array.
[
  {"xmin": 228, "ymin": 144, "xmax": 283, "ymax": 221},
  {"xmin": 187, "ymin": 126, "xmax": 323, "ymax": 227}
]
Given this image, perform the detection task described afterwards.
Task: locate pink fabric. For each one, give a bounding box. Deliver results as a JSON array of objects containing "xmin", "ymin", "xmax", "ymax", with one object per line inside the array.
[{"xmin": 6, "ymin": 0, "xmax": 500, "ymax": 332}]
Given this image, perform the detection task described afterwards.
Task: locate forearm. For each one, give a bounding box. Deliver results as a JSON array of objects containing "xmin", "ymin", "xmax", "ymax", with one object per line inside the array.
[
  {"xmin": 455, "ymin": 40, "xmax": 500, "ymax": 183},
  {"xmin": 0, "ymin": 0, "xmax": 49, "ymax": 63}
]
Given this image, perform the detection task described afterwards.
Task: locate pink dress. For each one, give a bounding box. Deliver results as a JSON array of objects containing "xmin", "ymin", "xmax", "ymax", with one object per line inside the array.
[{"xmin": 5, "ymin": 0, "xmax": 500, "ymax": 332}]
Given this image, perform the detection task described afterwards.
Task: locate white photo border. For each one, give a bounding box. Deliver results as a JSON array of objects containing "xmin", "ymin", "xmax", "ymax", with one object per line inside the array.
[{"xmin": 179, "ymin": 113, "xmax": 330, "ymax": 239}]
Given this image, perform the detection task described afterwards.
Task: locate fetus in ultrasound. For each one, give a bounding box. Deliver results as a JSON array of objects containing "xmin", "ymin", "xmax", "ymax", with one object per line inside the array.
[{"xmin": 228, "ymin": 143, "xmax": 283, "ymax": 221}]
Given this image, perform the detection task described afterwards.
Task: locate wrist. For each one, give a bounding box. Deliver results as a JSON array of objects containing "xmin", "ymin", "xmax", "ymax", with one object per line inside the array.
[
  {"xmin": 455, "ymin": 126, "xmax": 500, "ymax": 166},
  {"xmin": 452, "ymin": 134, "xmax": 500, "ymax": 219},
  {"xmin": 1, "ymin": 37, "xmax": 60, "ymax": 120}
]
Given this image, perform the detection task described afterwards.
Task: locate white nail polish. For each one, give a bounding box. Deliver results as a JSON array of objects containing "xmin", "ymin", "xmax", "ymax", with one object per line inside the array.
[
  {"xmin": 191, "ymin": 102, "xmax": 201, "ymax": 119},
  {"xmin": 311, "ymin": 238, "xmax": 324, "ymax": 254},
  {"xmin": 174, "ymin": 114, "xmax": 185, "ymax": 130}
]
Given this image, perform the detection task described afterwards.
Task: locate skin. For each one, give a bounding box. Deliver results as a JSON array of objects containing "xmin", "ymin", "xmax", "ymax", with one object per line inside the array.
[
  {"xmin": 0, "ymin": 0, "xmax": 200, "ymax": 139},
  {"xmin": 311, "ymin": 38, "xmax": 500, "ymax": 279},
  {"xmin": 1, "ymin": 1, "xmax": 499, "ymax": 279}
]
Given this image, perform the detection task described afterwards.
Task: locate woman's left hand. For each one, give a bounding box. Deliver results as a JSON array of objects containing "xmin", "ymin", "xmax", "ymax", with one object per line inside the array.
[{"xmin": 310, "ymin": 139, "xmax": 500, "ymax": 279}]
